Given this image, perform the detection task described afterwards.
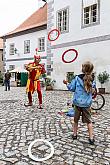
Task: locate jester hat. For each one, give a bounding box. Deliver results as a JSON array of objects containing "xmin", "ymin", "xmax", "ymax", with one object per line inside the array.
[{"xmin": 34, "ymin": 48, "xmax": 41, "ymax": 61}]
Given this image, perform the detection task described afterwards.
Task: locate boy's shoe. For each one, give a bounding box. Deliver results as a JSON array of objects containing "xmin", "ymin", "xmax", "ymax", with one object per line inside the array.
[
  {"xmin": 24, "ymin": 103, "xmax": 32, "ymax": 107},
  {"xmin": 89, "ymin": 138, "xmax": 95, "ymax": 145},
  {"xmin": 58, "ymin": 111, "xmax": 64, "ymax": 115},
  {"xmin": 72, "ymin": 135, "xmax": 77, "ymax": 140},
  {"xmin": 37, "ymin": 105, "xmax": 43, "ymax": 109}
]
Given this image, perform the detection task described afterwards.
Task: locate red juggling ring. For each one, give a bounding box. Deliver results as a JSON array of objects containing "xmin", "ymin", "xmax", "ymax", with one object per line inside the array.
[
  {"xmin": 48, "ymin": 29, "xmax": 60, "ymax": 41},
  {"xmin": 62, "ymin": 49, "xmax": 78, "ymax": 63}
]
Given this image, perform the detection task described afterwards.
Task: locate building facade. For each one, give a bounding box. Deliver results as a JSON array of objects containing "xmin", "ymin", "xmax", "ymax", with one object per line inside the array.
[
  {"xmin": 47, "ymin": 0, "xmax": 110, "ymax": 92},
  {"xmin": 0, "ymin": 38, "xmax": 3, "ymax": 73},
  {"xmin": 2, "ymin": 4, "xmax": 47, "ymax": 82},
  {"xmin": 2, "ymin": 0, "xmax": 110, "ymax": 91}
]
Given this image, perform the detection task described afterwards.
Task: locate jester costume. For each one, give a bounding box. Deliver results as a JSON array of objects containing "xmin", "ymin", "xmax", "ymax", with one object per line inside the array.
[{"xmin": 25, "ymin": 55, "xmax": 46, "ymax": 108}]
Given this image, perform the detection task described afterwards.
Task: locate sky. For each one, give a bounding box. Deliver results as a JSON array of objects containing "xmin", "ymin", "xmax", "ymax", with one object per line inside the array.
[{"xmin": 0, "ymin": 0, "xmax": 45, "ymax": 36}]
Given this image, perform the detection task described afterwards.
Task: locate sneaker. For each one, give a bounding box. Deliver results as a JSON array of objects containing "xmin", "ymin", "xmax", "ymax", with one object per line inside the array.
[
  {"xmin": 89, "ymin": 138, "xmax": 95, "ymax": 145},
  {"xmin": 24, "ymin": 103, "xmax": 32, "ymax": 107},
  {"xmin": 58, "ymin": 111, "xmax": 65, "ymax": 115},
  {"xmin": 72, "ymin": 135, "xmax": 77, "ymax": 140},
  {"xmin": 37, "ymin": 105, "xmax": 43, "ymax": 109}
]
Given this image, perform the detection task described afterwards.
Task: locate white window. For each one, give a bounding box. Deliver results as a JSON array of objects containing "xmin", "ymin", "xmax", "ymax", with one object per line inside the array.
[
  {"xmin": 9, "ymin": 43, "xmax": 15, "ymax": 55},
  {"xmin": 38, "ymin": 37, "xmax": 45, "ymax": 52},
  {"xmin": 82, "ymin": 0, "xmax": 100, "ymax": 27},
  {"xmin": 57, "ymin": 7, "xmax": 69, "ymax": 33},
  {"xmin": 24, "ymin": 40, "xmax": 30, "ymax": 54},
  {"xmin": 9, "ymin": 65, "xmax": 15, "ymax": 71},
  {"xmin": 9, "ymin": 65, "xmax": 15, "ymax": 78},
  {"xmin": 84, "ymin": 4, "xmax": 97, "ymax": 25}
]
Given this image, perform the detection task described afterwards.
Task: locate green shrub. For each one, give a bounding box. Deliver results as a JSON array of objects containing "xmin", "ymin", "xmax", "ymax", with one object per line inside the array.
[
  {"xmin": 67, "ymin": 72, "xmax": 75, "ymax": 83},
  {"xmin": 0, "ymin": 72, "xmax": 3, "ymax": 84},
  {"xmin": 45, "ymin": 77, "xmax": 56, "ymax": 87},
  {"xmin": 97, "ymin": 71, "xmax": 109, "ymax": 87}
]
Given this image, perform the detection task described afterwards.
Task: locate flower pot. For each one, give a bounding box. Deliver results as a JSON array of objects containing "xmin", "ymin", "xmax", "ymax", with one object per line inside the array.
[
  {"xmin": 98, "ymin": 88, "xmax": 105, "ymax": 94},
  {"xmin": 46, "ymin": 85, "xmax": 53, "ymax": 90}
]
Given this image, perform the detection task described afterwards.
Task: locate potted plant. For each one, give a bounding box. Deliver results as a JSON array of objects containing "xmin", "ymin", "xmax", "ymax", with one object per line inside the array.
[
  {"xmin": 40, "ymin": 73, "xmax": 47, "ymax": 88},
  {"xmin": 45, "ymin": 77, "xmax": 56, "ymax": 90},
  {"xmin": 67, "ymin": 72, "xmax": 75, "ymax": 83},
  {"xmin": 97, "ymin": 71, "xmax": 109, "ymax": 94}
]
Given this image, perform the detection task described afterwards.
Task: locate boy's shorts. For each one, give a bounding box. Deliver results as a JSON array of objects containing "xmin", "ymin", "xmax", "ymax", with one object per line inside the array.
[{"xmin": 74, "ymin": 106, "xmax": 92, "ymax": 124}]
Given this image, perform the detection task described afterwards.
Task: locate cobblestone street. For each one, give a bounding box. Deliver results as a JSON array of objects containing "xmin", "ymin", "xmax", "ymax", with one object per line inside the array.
[{"xmin": 0, "ymin": 86, "xmax": 110, "ymax": 165}]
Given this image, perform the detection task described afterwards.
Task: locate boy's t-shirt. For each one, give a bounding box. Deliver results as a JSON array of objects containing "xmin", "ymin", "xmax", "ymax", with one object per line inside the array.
[{"xmin": 67, "ymin": 74, "xmax": 96, "ymax": 108}]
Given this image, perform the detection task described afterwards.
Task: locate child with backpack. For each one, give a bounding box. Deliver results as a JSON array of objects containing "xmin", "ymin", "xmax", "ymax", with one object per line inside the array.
[{"xmin": 63, "ymin": 61, "xmax": 96, "ymax": 145}]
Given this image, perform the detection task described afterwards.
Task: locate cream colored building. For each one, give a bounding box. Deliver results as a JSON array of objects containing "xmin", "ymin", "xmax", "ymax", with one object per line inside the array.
[
  {"xmin": 2, "ymin": 0, "xmax": 110, "ymax": 91},
  {"xmin": 47, "ymin": 0, "xmax": 110, "ymax": 92},
  {"xmin": 2, "ymin": 4, "xmax": 47, "ymax": 83}
]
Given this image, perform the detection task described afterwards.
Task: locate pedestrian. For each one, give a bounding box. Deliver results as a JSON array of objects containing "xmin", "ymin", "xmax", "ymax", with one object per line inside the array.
[
  {"xmin": 4, "ymin": 70, "xmax": 11, "ymax": 91},
  {"xmin": 24, "ymin": 48, "xmax": 46, "ymax": 109},
  {"xmin": 63, "ymin": 61, "xmax": 96, "ymax": 145}
]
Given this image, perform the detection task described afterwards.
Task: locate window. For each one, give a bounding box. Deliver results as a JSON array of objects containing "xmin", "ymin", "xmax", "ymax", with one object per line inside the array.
[
  {"xmin": 9, "ymin": 43, "xmax": 15, "ymax": 55},
  {"xmin": 9, "ymin": 65, "xmax": 15, "ymax": 78},
  {"xmin": 83, "ymin": 1, "xmax": 99, "ymax": 27},
  {"xmin": 24, "ymin": 40, "xmax": 30, "ymax": 54},
  {"xmin": 57, "ymin": 7, "xmax": 69, "ymax": 33},
  {"xmin": 38, "ymin": 37, "xmax": 45, "ymax": 52},
  {"xmin": 2, "ymin": 53, "xmax": 3, "ymax": 61},
  {"xmin": 9, "ymin": 65, "xmax": 15, "ymax": 71}
]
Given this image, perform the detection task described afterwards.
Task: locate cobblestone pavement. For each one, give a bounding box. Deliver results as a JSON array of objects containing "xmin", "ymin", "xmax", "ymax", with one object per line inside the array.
[{"xmin": 0, "ymin": 87, "xmax": 110, "ymax": 165}]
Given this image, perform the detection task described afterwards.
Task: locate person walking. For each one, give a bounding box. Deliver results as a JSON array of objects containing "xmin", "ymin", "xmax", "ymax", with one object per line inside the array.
[{"xmin": 4, "ymin": 70, "xmax": 11, "ymax": 91}]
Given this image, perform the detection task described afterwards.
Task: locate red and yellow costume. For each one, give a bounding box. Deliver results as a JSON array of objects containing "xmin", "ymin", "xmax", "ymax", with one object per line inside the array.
[{"xmin": 25, "ymin": 54, "xmax": 46, "ymax": 107}]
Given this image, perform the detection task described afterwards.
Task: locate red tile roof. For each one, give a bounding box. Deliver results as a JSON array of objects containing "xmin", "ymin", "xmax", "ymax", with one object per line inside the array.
[
  {"xmin": 0, "ymin": 38, "xmax": 3, "ymax": 49},
  {"xmin": 5, "ymin": 4, "xmax": 47, "ymax": 36}
]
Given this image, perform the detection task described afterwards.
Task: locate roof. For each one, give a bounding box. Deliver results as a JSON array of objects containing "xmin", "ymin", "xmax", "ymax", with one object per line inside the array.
[
  {"xmin": 0, "ymin": 38, "xmax": 3, "ymax": 49},
  {"xmin": 3, "ymin": 4, "xmax": 47, "ymax": 37}
]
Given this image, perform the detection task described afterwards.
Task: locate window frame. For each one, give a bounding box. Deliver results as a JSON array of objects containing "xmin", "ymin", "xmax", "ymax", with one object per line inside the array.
[
  {"xmin": 9, "ymin": 43, "xmax": 15, "ymax": 55},
  {"xmin": 56, "ymin": 7, "xmax": 69, "ymax": 34},
  {"xmin": 2, "ymin": 52, "xmax": 3, "ymax": 61},
  {"xmin": 24, "ymin": 40, "xmax": 30, "ymax": 54},
  {"xmin": 9, "ymin": 65, "xmax": 15, "ymax": 78},
  {"xmin": 81, "ymin": 0, "xmax": 100, "ymax": 28},
  {"xmin": 38, "ymin": 37, "xmax": 45, "ymax": 52},
  {"xmin": 9, "ymin": 65, "xmax": 15, "ymax": 71}
]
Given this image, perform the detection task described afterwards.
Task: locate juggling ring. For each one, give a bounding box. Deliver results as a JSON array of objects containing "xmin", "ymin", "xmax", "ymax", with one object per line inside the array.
[
  {"xmin": 62, "ymin": 49, "xmax": 78, "ymax": 63},
  {"xmin": 48, "ymin": 29, "xmax": 60, "ymax": 41},
  {"xmin": 28, "ymin": 139, "xmax": 54, "ymax": 162}
]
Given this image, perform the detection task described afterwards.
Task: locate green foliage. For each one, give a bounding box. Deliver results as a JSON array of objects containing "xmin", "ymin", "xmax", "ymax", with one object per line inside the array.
[
  {"xmin": 45, "ymin": 77, "xmax": 56, "ymax": 87},
  {"xmin": 0, "ymin": 72, "xmax": 3, "ymax": 84},
  {"xmin": 97, "ymin": 71, "xmax": 109, "ymax": 84},
  {"xmin": 67, "ymin": 72, "xmax": 75, "ymax": 83},
  {"xmin": 42, "ymin": 73, "xmax": 47, "ymax": 78}
]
